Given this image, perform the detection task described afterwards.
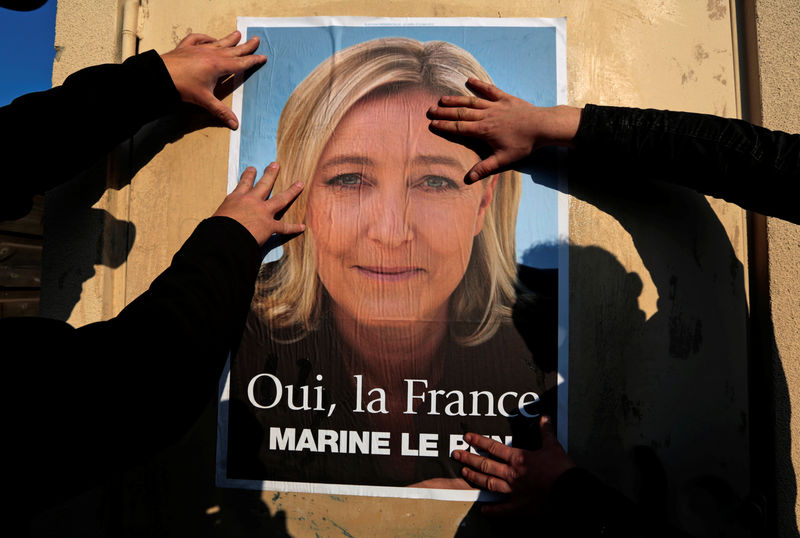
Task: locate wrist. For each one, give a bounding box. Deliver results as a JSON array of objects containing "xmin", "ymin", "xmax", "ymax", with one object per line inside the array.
[{"xmin": 535, "ymin": 105, "xmax": 582, "ymax": 149}]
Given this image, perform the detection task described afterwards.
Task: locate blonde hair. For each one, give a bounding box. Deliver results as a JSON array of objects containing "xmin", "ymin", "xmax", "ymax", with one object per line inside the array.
[{"xmin": 255, "ymin": 37, "xmax": 522, "ymax": 345}]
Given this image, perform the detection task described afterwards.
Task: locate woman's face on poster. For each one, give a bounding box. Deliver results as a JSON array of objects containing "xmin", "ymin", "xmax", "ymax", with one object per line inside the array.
[{"xmin": 306, "ymin": 89, "xmax": 496, "ymax": 327}]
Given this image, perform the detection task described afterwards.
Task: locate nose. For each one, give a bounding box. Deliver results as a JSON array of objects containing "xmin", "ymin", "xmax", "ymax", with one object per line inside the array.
[{"xmin": 365, "ymin": 189, "xmax": 414, "ymax": 247}]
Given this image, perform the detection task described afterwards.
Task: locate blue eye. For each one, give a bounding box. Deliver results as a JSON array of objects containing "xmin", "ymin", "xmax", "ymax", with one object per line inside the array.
[
  {"xmin": 327, "ymin": 174, "xmax": 363, "ymax": 188},
  {"xmin": 420, "ymin": 175, "xmax": 457, "ymax": 191}
]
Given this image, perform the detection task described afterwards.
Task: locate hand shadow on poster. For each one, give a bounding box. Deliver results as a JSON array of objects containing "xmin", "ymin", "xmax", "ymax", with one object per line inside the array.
[
  {"xmin": 40, "ymin": 69, "xmax": 258, "ymax": 321},
  {"xmin": 454, "ymin": 152, "xmax": 793, "ymax": 537}
]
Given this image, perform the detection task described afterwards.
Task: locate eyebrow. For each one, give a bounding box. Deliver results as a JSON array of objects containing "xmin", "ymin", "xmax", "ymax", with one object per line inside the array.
[
  {"xmin": 318, "ymin": 154, "xmax": 464, "ymax": 169},
  {"xmin": 317, "ymin": 155, "xmax": 374, "ymax": 169},
  {"xmin": 412, "ymin": 155, "xmax": 464, "ymax": 168}
]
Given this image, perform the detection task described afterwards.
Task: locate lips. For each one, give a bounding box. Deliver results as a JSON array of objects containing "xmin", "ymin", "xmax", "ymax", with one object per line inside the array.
[{"xmin": 354, "ymin": 265, "xmax": 424, "ymax": 282}]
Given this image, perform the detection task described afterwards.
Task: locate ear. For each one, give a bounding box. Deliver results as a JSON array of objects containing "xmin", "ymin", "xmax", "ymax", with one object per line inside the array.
[{"xmin": 473, "ymin": 175, "xmax": 499, "ymax": 236}]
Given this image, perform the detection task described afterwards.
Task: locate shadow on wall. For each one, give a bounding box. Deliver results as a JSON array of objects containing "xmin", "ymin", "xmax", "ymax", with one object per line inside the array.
[
  {"xmin": 39, "ymin": 104, "xmax": 229, "ymax": 321},
  {"xmin": 563, "ymin": 161, "xmax": 795, "ymax": 538},
  {"xmin": 454, "ymin": 157, "xmax": 795, "ymax": 536}
]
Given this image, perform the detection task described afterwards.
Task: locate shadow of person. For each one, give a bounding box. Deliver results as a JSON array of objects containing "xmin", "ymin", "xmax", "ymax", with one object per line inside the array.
[
  {"xmin": 563, "ymin": 157, "xmax": 794, "ymax": 537},
  {"xmin": 39, "ymin": 65, "xmax": 260, "ymax": 322},
  {"xmin": 455, "ymin": 151, "xmax": 793, "ymax": 536},
  {"xmin": 454, "ymin": 241, "xmax": 650, "ymax": 537}
]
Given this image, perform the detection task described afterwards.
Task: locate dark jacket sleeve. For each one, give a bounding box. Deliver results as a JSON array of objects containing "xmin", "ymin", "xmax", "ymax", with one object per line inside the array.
[
  {"xmin": 544, "ymin": 468, "xmax": 692, "ymax": 537},
  {"xmin": 573, "ymin": 105, "xmax": 800, "ymax": 223},
  {"xmin": 78, "ymin": 216, "xmax": 262, "ymax": 455},
  {"xmin": 0, "ymin": 50, "xmax": 181, "ymax": 220},
  {"xmin": 5, "ymin": 216, "xmax": 261, "ymax": 506}
]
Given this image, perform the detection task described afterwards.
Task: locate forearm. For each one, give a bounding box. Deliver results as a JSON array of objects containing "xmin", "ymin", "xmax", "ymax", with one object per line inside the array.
[
  {"xmin": 544, "ymin": 467, "xmax": 691, "ymax": 537},
  {"xmin": 78, "ymin": 216, "xmax": 261, "ymax": 456},
  {"xmin": 0, "ymin": 50, "xmax": 180, "ymax": 220},
  {"xmin": 573, "ymin": 105, "xmax": 800, "ymax": 223}
]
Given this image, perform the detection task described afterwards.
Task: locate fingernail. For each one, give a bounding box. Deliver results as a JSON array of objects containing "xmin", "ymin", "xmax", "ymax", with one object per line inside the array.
[
  {"xmin": 463, "ymin": 433, "xmax": 473, "ymax": 443},
  {"xmin": 452, "ymin": 451, "xmax": 462, "ymax": 461},
  {"xmin": 268, "ymin": 162, "xmax": 279, "ymax": 169},
  {"xmin": 542, "ymin": 415, "xmax": 551, "ymax": 424},
  {"xmin": 468, "ymin": 171, "xmax": 479, "ymax": 183},
  {"xmin": 228, "ymin": 119, "xmax": 238, "ymax": 129},
  {"xmin": 294, "ymin": 181, "xmax": 304, "ymax": 189}
]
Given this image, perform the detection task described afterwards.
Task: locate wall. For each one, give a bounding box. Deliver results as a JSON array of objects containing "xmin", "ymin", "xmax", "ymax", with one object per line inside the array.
[{"xmin": 751, "ymin": 0, "xmax": 800, "ymax": 533}]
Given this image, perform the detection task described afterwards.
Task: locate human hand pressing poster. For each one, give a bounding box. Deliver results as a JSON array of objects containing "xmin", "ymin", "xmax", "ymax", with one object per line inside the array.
[{"xmin": 218, "ymin": 16, "xmax": 568, "ymax": 500}]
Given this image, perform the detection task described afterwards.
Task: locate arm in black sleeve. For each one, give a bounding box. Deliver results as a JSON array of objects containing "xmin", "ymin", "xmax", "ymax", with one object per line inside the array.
[
  {"xmin": 543, "ymin": 467, "xmax": 692, "ymax": 537},
  {"xmin": 77, "ymin": 216, "xmax": 262, "ymax": 456},
  {"xmin": 0, "ymin": 50, "xmax": 181, "ymax": 220},
  {"xmin": 6, "ymin": 216, "xmax": 262, "ymax": 513},
  {"xmin": 573, "ymin": 105, "xmax": 800, "ymax": 223}
]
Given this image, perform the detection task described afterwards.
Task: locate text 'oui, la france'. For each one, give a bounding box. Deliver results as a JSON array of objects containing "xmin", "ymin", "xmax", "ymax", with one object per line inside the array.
[{"xmin": 246, "ymin": 373, "xmax": 540, "ymax": 418}]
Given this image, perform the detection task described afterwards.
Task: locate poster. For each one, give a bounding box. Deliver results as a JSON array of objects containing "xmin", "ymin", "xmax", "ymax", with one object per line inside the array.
[{"xmin": 218, "ymin": 16, "xmax": 568, "ymax": 501}]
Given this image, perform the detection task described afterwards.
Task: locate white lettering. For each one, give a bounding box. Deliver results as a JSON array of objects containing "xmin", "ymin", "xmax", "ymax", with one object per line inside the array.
[{"xmin": 405, "ymin": 379, "xmax": 429, "ymax": 414}]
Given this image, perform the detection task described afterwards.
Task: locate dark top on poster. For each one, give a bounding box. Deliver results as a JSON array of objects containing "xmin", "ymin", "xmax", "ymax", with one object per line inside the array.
[{"xmin": 227, "ymin": 263, "xmax": 559, "ymax": 487}]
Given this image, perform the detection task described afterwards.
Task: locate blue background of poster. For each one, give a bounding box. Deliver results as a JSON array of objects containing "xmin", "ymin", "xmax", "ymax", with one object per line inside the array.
[{"xmin": 235, "ymin": 24, "xmax": 559, "ymax": 268}]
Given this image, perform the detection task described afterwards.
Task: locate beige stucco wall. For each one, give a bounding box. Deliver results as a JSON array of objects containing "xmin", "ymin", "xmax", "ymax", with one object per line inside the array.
[
  {"xmin": 41, "ymin": 0, "xmax": 797, "ymax": 535},
  {"xmin": 752, "ymin": 0, "xmax": 800, "ymax": 533}
]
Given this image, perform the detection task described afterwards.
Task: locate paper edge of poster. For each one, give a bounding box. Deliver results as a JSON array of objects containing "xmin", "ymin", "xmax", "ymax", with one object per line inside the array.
[{"xmin": 555, "ymin": 17, "xmax": 569, "ymax": 451}]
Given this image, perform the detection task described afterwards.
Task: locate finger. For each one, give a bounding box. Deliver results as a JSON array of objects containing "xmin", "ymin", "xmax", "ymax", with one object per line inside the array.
[
  {"xmin": 199, "ymin": 91, "xmax": 238, "ymax": 129},
  {"xmin": 252, "ymin": 163, "xmax": 280, "ymax": 199},
  {"xmin": 220, "ymin": 54, "xmax": 268, "ymax": 75},
  {"xmin": 466, "ymin": 78, "xmax": 505, "ymax": 101},
  {"xmin": 540, "ymin": 415, "xmax": 559, "ymax": 448},
  {"xmin": 438, "ymin": 95, "xmax": 491, "ymax": 109},
  {"xmin": 179, "ymin": 33, "xmax": 215, "ymax": 47},
  {"xmin": 429, "ymin": 119, "xmax": 482, "ymax": 137},
  {"xmin": 271, "ymin": 221, "xmax": 306, "ymax": 236},
  {"xmin": 466, "ymin": 156, "xmax": 502, "ymax": 184},
  {"xmin": 266, "ymin": 181, "xmax": 304, "ymax": 211},
  {"xmin": 232, "ymin": 167, "xmax": 257, "ymax": 193},
  {"xmin": 230, "ymin": 35, "xmax": 261, "ymax": 56},
  {"xmin": 460, "ymin": 466, "xmax": 513, "ymax": 494},
  {"xmin": 427, "ymin": 105, "xmax": 484, "ymax": 122},
  {"xmin": 215, "ymin": 30, "xmax": 242, "ymax": 48},
  {"xmin": 464, "ymin": 433, "xmax": 515, "ymax": 462},
  {"xmin": 453, "ymin": 450, "xmax": 513, "ymax": 483},
  {"xmin": 226, "ymin": 54, "xmax": 269, "ymax": 73}
]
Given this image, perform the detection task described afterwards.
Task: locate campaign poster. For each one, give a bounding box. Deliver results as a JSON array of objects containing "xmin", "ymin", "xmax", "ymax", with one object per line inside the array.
[{"xmin": 218, "ymin": 17, "xmax": 568, "ymax": 501}]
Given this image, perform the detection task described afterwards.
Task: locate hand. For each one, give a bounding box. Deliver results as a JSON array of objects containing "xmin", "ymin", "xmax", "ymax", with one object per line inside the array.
[
  {"xmin": 428, "ymin": 78, "xmax": 581, "ymax": 183},
  {"xmin": 451, "ymin": 416, "xmax": 575, "ymax": 515},
  {"xmin": 161, "ymin": 30, "xmax": 267, "ymax": 129},
  {"xmin": 213, "ymin": 164, "xmax": 305, "ymax": 245}
]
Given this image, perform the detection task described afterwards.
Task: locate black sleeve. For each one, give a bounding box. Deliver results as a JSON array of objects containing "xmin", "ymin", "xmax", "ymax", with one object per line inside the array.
[
  {"xmin": 0, "ymin": 50, "xmax": 181, "ymax": 220},
  {"xmin": 77, "ymin": 216, "xmax": 262, "ymax": 454},
  {"xmin": 573, "ymin": 105, "xmax": 800, "ymax": 223},
  {"xmin": 544, "ymin": 467, "xmax": 692, "ymax": 537},
  {"xmin": 5, "ymin": 217, "xmax": 261, "ymax": 484}
]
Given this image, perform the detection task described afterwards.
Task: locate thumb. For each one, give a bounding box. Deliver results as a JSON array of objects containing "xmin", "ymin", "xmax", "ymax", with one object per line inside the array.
[
  {"xmin": 199, "ymin": 91, "xmax": 238, "ymax": 129},
  {"xmin": 540, "ymin": 415, "xmax": 558, "ymax": 447},
  {"xmin": 466, "ymin": 155, "xmax": 501, "ymax": 184}
]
